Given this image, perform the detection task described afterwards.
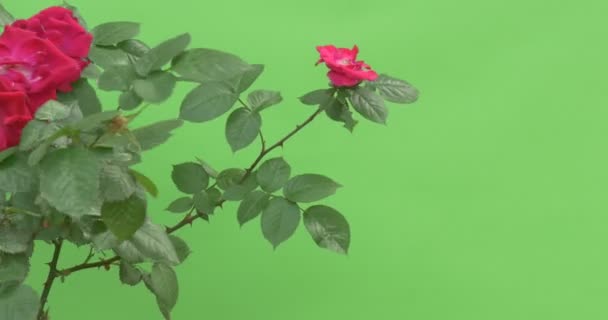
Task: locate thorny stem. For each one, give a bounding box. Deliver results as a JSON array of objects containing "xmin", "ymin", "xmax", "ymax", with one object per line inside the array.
[
  {"xmin": 53, "ymin": 107, "xmax": 324, "ymax": 279},
  {"xmin": 240, "ymin": 108, "xmax": 323, "ymax": 183},
  {"xmin": 37, "ymin": 239, "xmax": 64, "ymax": 320},
  {"xmin": 56, "ymin": 210, "xmax": 203, "ymax": 275}
]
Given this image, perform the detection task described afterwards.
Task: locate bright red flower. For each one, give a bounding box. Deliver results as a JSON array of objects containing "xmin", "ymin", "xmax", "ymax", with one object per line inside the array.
[
  {"xmin": 12, "ymin": 6, "xmax": 92, "ymax": 70},
  {"xmin": 316, "ymin": 45, "xmax": 378, "ymax": 87},
  {"xmin": 0, "ymin": 6, "xmax": 90, "ymax": 151},
  {"xmin": 0, "ymin": 26, "xmax": 82, "ymax": 113},
  {"xmin": 0, "ymin": 90, "xmax": 32, "ymax": 150}
]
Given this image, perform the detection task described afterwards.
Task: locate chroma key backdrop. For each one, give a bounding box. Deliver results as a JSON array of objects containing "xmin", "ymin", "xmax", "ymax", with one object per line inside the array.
[{"xmin": 1, "ymin": 0, "xmax": 608, "ymax": 319}]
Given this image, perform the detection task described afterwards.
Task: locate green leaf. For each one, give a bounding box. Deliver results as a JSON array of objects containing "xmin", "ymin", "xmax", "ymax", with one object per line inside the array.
[
  {"xmin": 131, "ymin": 119, "xmax": 183, "ymax": 151},
  {"xmin": 247, "ymin": 90, "xmax": 282, "ymax": 112},
  {"xmin": 348, "ymin": 87, "xmax": 388, "ymax": 124},
  {"xmin": 168, "ymin": 235, "xmax": 191, "ymax": 264},
  {"xmin": 101, "ymin": 195, "xmax": 146, "ymax": 240},
  {"xmin": 89, "ymin": 46, "xmax": 129, "ymax": 69},
  {"xmin": 18, "ymin": 120, "xmax": 55, "ymax": 151},
  {"xmin": 235, "ymin": 64, "xmax": 264, "ymax": 93},
  {"xmin": 126, "ymin": 221, "xmax": 180, "ymax": 265},
  {"xmin": 216, "ymin": 168, "xmax": 245, "ymax": 190},
  {"xmin": 172, "ymin": 162, "xmax": 209, "ymax": 194},
  {"xmin": 166, "ymin": 197, "xmax": 193, "ymax": 213},
  {"xmin": 135, "ymin": 33, "xmax": 191, "ymax": 76},
  {"xmin": 57, "ymin": 79, "xmax": 103, "ymax": 116},
  {"xmin": 130, "ymin": 169, "xmax": 159, "ymax": 198},
  {"xmin": 0, "ymin": 285, "xmax": 39, "ymax": 320},
  {"xmin": 113, "ymin": 239, "xmax": 145, "ymax": 263},
  {"xmin": 27, "ymin": 144, "xmax": 52, "ymax": 167},
  {"xmin": 323, "ymin": 96, "xmax": 358, "ymax": 132},
  {"xmin": 118, "ymin": 89, "xmax": 143, "ymax": 110},
  {"xmin": 216, "ymin": 168, "xmax": 258, "ymax": 200},
  {"xmin": 34, "ymin": 100, "xmax": 71, "ymax": 121},
  {"xmin": 374, "ymin": 74, "xmax": 419, "ymax": 104},
  {"xmin": 225, "ymin": 108, "xmax": 262, "ymax": 152},
  {"xmin": 119, "ymin": 261, "xmax": 142, "ymax": 286},
  {"xmin": 0, "ymin": 154, "xmax": 35, "ymax": 193},
  {"xmin": 73, "ymin": 110, "xmax": 120, "ymax": 131},
  {"xmin": 92, "ymin": 22, "xmax": 140, "ymax": 46},
  {"xmin": 0, "ymin": 4, "xmax": 14, "ymax": 28},
  {"xmin": 19, "ymin": 120, "xmax": 63, "ymax": 154},
  {"xmin": 133, "ymin": 71, "xmax": 177, "ymax": 103},
  {"xmin": 179, "ymin": 82, "xmax": 238, "ymax": 123},
  {"xmin": 299, "ymin": 89, "xmax": 334, "ymax": 106},
  {"xmin": 0, "ymin": 253, "xmax": 29, "ymax": 295},
  {"xmin": 193, "ymin": 191, "xmax": 214, "ymax": 214},
  {"xmin": 0, "ymin": 215, "xmax": 36, "ymax": 254},
  {"xmin": 91, "ymin": 224, "xmax": 119, "ymax": 250},
  {"xmin": 148, "ymin": 263, "xmax": 179, "ymax": 320},
  {"xmin": 303, "ymin": 205, "xmax": 350, "ymax": 254},
  {"xmin": 40, "ymin": 148, "xmax": 100, "ymax": 217},
  {"xmin": 207, "ymin": 187, "xmax": 222, "ymax": 205},
  {"xmin": 55, "ymin": 100, "xmax": 84, "ymax": 124},
  {"xmin": 171, "ymin": 48, "xmax": 250, "ymax": 83},
  {"xmin": 283, "ymin": 174, "xmax": 341, "ymax": 203},
  {"xmin": 222, "ymin": 174, "xmax": 258, "ymax": 201},
  {"xmin": 237, "ymin": 190, "xmax": 270, "ymax": 226},
  {"xmin": 100, "ymin": 164, "xmax": 137, "ymax": 201},
  {"xmin": 261, "ymin": 197, "xmax": 301, "ymax": 248},
  {"xmin": 196, "ymin": 158, "xmax": 219, "ymax": 179},
  {"xmin": 118, "ymin": 39, "xmax": 150, "ymax": 57},
  {"xmin": 0, "ymin": 147, "xmax": 16, "ymax": 164},
  {"xmin": 256, "ymin": 158, "xmax": 291, "ymax": 193},
  {"xmin": 82, "ymin": 63, "xmax": 102, "ymax": 79},
  {"xmin": 9, "ymin": 191, "xmax": 38, "ymax": 214},
  {"xmin": 35, "ymin": 213, "xmax": 70, "ymax": 243},
  {"xmin": 98, "ymin": 65, "xmax": 137, "ymax": 91}
]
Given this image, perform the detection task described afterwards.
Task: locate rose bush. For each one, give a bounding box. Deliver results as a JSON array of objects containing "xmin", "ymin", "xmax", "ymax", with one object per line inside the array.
[{"xmin": 0, "ymin": 3, "xmax": 419, "ymax": 320}]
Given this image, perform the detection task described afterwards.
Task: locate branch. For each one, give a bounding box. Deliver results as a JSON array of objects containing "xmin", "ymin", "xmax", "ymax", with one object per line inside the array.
[
  {"xmin": 241, "ymin": 108, "xmax": 323, "ymax": 182},
  {"xmin": 37, "ymin": 239, "xmax": 64, "ymax": 320},
  {"xmin": 165, "ymin": 211, "xmax": 206, "ymax": 234},
  {"xmin": 57, "ymin": 212, "xmax": 202, "ymax": 275},
  {"xmin": 57, "ymin": 108, "xmax": 324, "ymax": 275},
  {"xmin": 60, "ymin": 256, "xmax": 120, "ymax": 275}
]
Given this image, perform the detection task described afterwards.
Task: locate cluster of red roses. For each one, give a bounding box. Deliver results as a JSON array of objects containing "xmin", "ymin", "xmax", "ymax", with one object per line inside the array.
[{"xmin": 0, "ymin": 7, "xmax": 92, "ymax": 151}]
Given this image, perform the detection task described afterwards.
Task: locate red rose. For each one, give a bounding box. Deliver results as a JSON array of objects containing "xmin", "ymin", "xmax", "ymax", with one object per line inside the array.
[
  {"xmin": 12, "ymin": 6, "xmax": 92, "ymax": 70},
  {"xmin": 0, "ymin": 89, "xmax": 32, "ymax": 150},
  {"xmin": 316, "ymin": 45, "xmax": 378, "ymax": 87},
  {"xmin": 0, "ymin": 26, "xmax": 83, "ymax": 113}
]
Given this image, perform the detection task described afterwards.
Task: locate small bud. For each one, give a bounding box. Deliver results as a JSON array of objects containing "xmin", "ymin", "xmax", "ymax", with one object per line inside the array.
[{"xmin": 109, "ymin": 115, "xmax": 129, "ymax": 133}]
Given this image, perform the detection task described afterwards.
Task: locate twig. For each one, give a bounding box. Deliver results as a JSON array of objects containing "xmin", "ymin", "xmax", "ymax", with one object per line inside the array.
[
  {"xmin": 82, "ymin": 247, "xmax": 95, "ymax": 265},
  {"xmin": 59, "ymin": 256, "xmax": 121, "ymax": 275},
  {"xmin": 240, "ymin": 108, "xmax": 323, "ymax": 182},
  {"xmin": 238, "ymin": 98, "xmax": 250, "ymax": 110},
  {"xmin": 37, "ymin": 239, "xmax": 64, "ymax": 320},
  {"xmin": 165, "ymin": 210, "xmax": 205, "ymax": 234}
]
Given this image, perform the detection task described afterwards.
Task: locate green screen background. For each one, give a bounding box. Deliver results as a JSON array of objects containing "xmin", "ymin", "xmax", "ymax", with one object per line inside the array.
[{"xmin": 10, "ymin": 0, "xmax": 608, "ymax": 319}]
